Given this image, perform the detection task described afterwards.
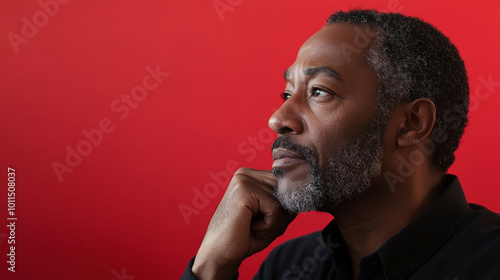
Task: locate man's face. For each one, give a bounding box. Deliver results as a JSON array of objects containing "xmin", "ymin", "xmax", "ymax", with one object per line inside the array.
[{"xmin": 269, "ymin": 23, "xmax": 386, "ymax": 213}]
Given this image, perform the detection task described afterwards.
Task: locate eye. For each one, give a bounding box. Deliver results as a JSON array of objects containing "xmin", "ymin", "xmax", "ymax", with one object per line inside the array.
[
  {"xmin": 281, "ymin": 92, "xmax": 291, "ymax": 101},
  {"xmin": 311, "ymin": 87, "xmax": 330, "ymax": 97}
]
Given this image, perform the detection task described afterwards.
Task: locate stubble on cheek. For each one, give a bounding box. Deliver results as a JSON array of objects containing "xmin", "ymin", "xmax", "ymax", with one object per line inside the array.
[{"xmin": 273, "ymin": 163, "xmax": 312, "ymax": 194}]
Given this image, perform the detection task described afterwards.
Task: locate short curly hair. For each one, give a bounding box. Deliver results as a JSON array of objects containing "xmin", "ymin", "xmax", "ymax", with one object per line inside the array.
[{"xmin": 326, "ymin": 9, "xmax": 469, "ymax": 172}]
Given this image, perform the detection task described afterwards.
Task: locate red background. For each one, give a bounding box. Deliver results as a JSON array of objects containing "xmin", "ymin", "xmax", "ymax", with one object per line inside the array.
[{"xmin": 1, "ymin": 0, "xmax": 499, "ymax": 279}]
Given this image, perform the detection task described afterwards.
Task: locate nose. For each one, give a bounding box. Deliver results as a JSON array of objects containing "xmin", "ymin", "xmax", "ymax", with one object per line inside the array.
[{"xmin": 268, "ymin": 96, "xmax": 304, "ymax": 135}]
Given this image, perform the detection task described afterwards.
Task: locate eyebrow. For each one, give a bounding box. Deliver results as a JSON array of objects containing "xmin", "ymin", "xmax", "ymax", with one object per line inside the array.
[{"xmin": 284, "ymin": 66, "xmax": 343, "ymax": 82}]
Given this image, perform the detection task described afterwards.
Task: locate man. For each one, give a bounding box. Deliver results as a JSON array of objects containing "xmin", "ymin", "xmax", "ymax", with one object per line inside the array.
[{"xmin": 182, "ymin": 9, "xmax": 500, "ymax": 279}]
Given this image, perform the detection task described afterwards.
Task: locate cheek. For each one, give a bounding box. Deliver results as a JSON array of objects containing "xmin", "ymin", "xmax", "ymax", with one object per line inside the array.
[
  {"xmin": 310, "ymin": 127, "xmax": 340, "ymax": 169},
  {"xmin": 378, "ymin": 113, "xmax": 401, "ymax": 172},
  {"xmin": 277, "ymin": 165, "xmax": 311, "ymax": 193},
  {"xmin": 305, "ymin": 111, "xmax": 343, "ymax": 165},
  {"xmin": 306, "ymin": 98, "xmax": 375, "ymax": 166}
]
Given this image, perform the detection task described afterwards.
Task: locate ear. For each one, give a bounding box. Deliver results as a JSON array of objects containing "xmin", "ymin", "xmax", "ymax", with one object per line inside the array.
[{"xmin": 396, "ymin": 98, "xmax": 436, "ymax": 147}]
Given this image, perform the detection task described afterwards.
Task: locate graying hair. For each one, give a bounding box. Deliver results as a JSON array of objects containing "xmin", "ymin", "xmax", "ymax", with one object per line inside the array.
[{"xmin": 327, "ymin": 10, "xmax": 470, "ymax": 171}]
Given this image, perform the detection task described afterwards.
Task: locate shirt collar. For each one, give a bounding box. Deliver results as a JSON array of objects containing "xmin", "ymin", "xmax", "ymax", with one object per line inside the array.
[{"xmin": 322, "ymin": 174, "xmax": 470, "ymax": 279}]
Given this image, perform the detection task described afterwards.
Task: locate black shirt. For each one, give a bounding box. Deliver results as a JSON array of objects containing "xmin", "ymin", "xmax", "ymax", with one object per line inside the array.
[{"xmin": 182, "ymin": 175, "xmax": 500, "ymax": 279}]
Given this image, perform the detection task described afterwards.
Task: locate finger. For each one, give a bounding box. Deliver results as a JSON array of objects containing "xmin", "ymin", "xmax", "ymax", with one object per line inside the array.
[
  {"xmin": 251, "ymin": 209, "xmax": 296, "ymax": 240},
  {"xmin": 249, "ymin": 193, "xmax": 293, "ymax": 233},
  {"xmin": 233, "ymin": 168, "xmax": 277, "ymax": 188}
]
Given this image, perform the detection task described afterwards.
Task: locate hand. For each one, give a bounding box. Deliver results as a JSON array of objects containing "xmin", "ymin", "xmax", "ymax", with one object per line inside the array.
[{"xmin": 192, "ymin": 168, "xmax": 296, "ymax": 280}]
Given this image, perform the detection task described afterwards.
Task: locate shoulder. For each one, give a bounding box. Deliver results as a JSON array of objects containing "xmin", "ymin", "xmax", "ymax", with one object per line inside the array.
[
  {"xmin": 459, "ymin": 204, "xmax": 500, "ymax": 253},
  {"xmin": 461, "ymin": 204, "xmax": 500, "ymax": 244},
  {"xmin": 433, "ymin": 204, "xmax": 500, "ymax": 277},
  {"xmin": 467, "ymin": 203, "xmax": 500, "ymax": 225}
]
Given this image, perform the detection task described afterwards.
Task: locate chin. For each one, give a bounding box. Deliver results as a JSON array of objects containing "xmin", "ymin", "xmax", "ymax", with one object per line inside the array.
[{"xmin": 276, "ymin": 176, "xmax": 309, "ymax": 193}]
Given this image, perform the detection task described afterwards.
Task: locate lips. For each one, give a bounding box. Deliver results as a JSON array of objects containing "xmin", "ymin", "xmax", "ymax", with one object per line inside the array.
[{"xmin": 272, "ymin": 148, "xmax": 307, "ymax": 169}]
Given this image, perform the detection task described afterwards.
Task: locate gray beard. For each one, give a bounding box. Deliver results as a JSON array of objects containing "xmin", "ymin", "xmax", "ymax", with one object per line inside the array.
[{"xmin": 272, "ymin": 110, "xmax": 387, "ymax": 214}]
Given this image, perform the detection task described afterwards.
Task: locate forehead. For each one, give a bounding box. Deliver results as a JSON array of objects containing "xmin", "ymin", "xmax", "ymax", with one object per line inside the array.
[{"xmin": 287, "ymin": 23, "xmax": 377, "ymax": 80}]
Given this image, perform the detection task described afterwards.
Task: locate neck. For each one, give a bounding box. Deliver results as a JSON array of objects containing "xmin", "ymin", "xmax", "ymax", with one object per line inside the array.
[{"xmin": 330, "ymin": 168, "xmax": 445, "ymax": 278}]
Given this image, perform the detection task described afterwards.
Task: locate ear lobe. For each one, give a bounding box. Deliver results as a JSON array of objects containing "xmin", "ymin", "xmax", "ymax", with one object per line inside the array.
[{"xmin": 396, "ymin": 98, "xmax": 436, "ymax": 148}]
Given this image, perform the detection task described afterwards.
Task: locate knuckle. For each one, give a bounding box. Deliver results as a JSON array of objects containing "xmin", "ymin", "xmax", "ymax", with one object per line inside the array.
[
  {"xmin": 231, "ymin": 179, "xmax": 251, "ymax": 194},
  {"xmin": 231, "ymin": 173, "xmax": 248, "ymax": 184},
  {"xmin": 234, "ymin": 167, "xmax": 253, "ymax": 175},
  {"xmin": 232, "ymin": 168, "xmax": 255, "ymax": 183}
]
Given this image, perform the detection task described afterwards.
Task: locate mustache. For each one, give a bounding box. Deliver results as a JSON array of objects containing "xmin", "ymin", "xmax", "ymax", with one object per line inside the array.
[{"xmin": 271, "ymin": 136, "xmax": 317, "ymax": 166}]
